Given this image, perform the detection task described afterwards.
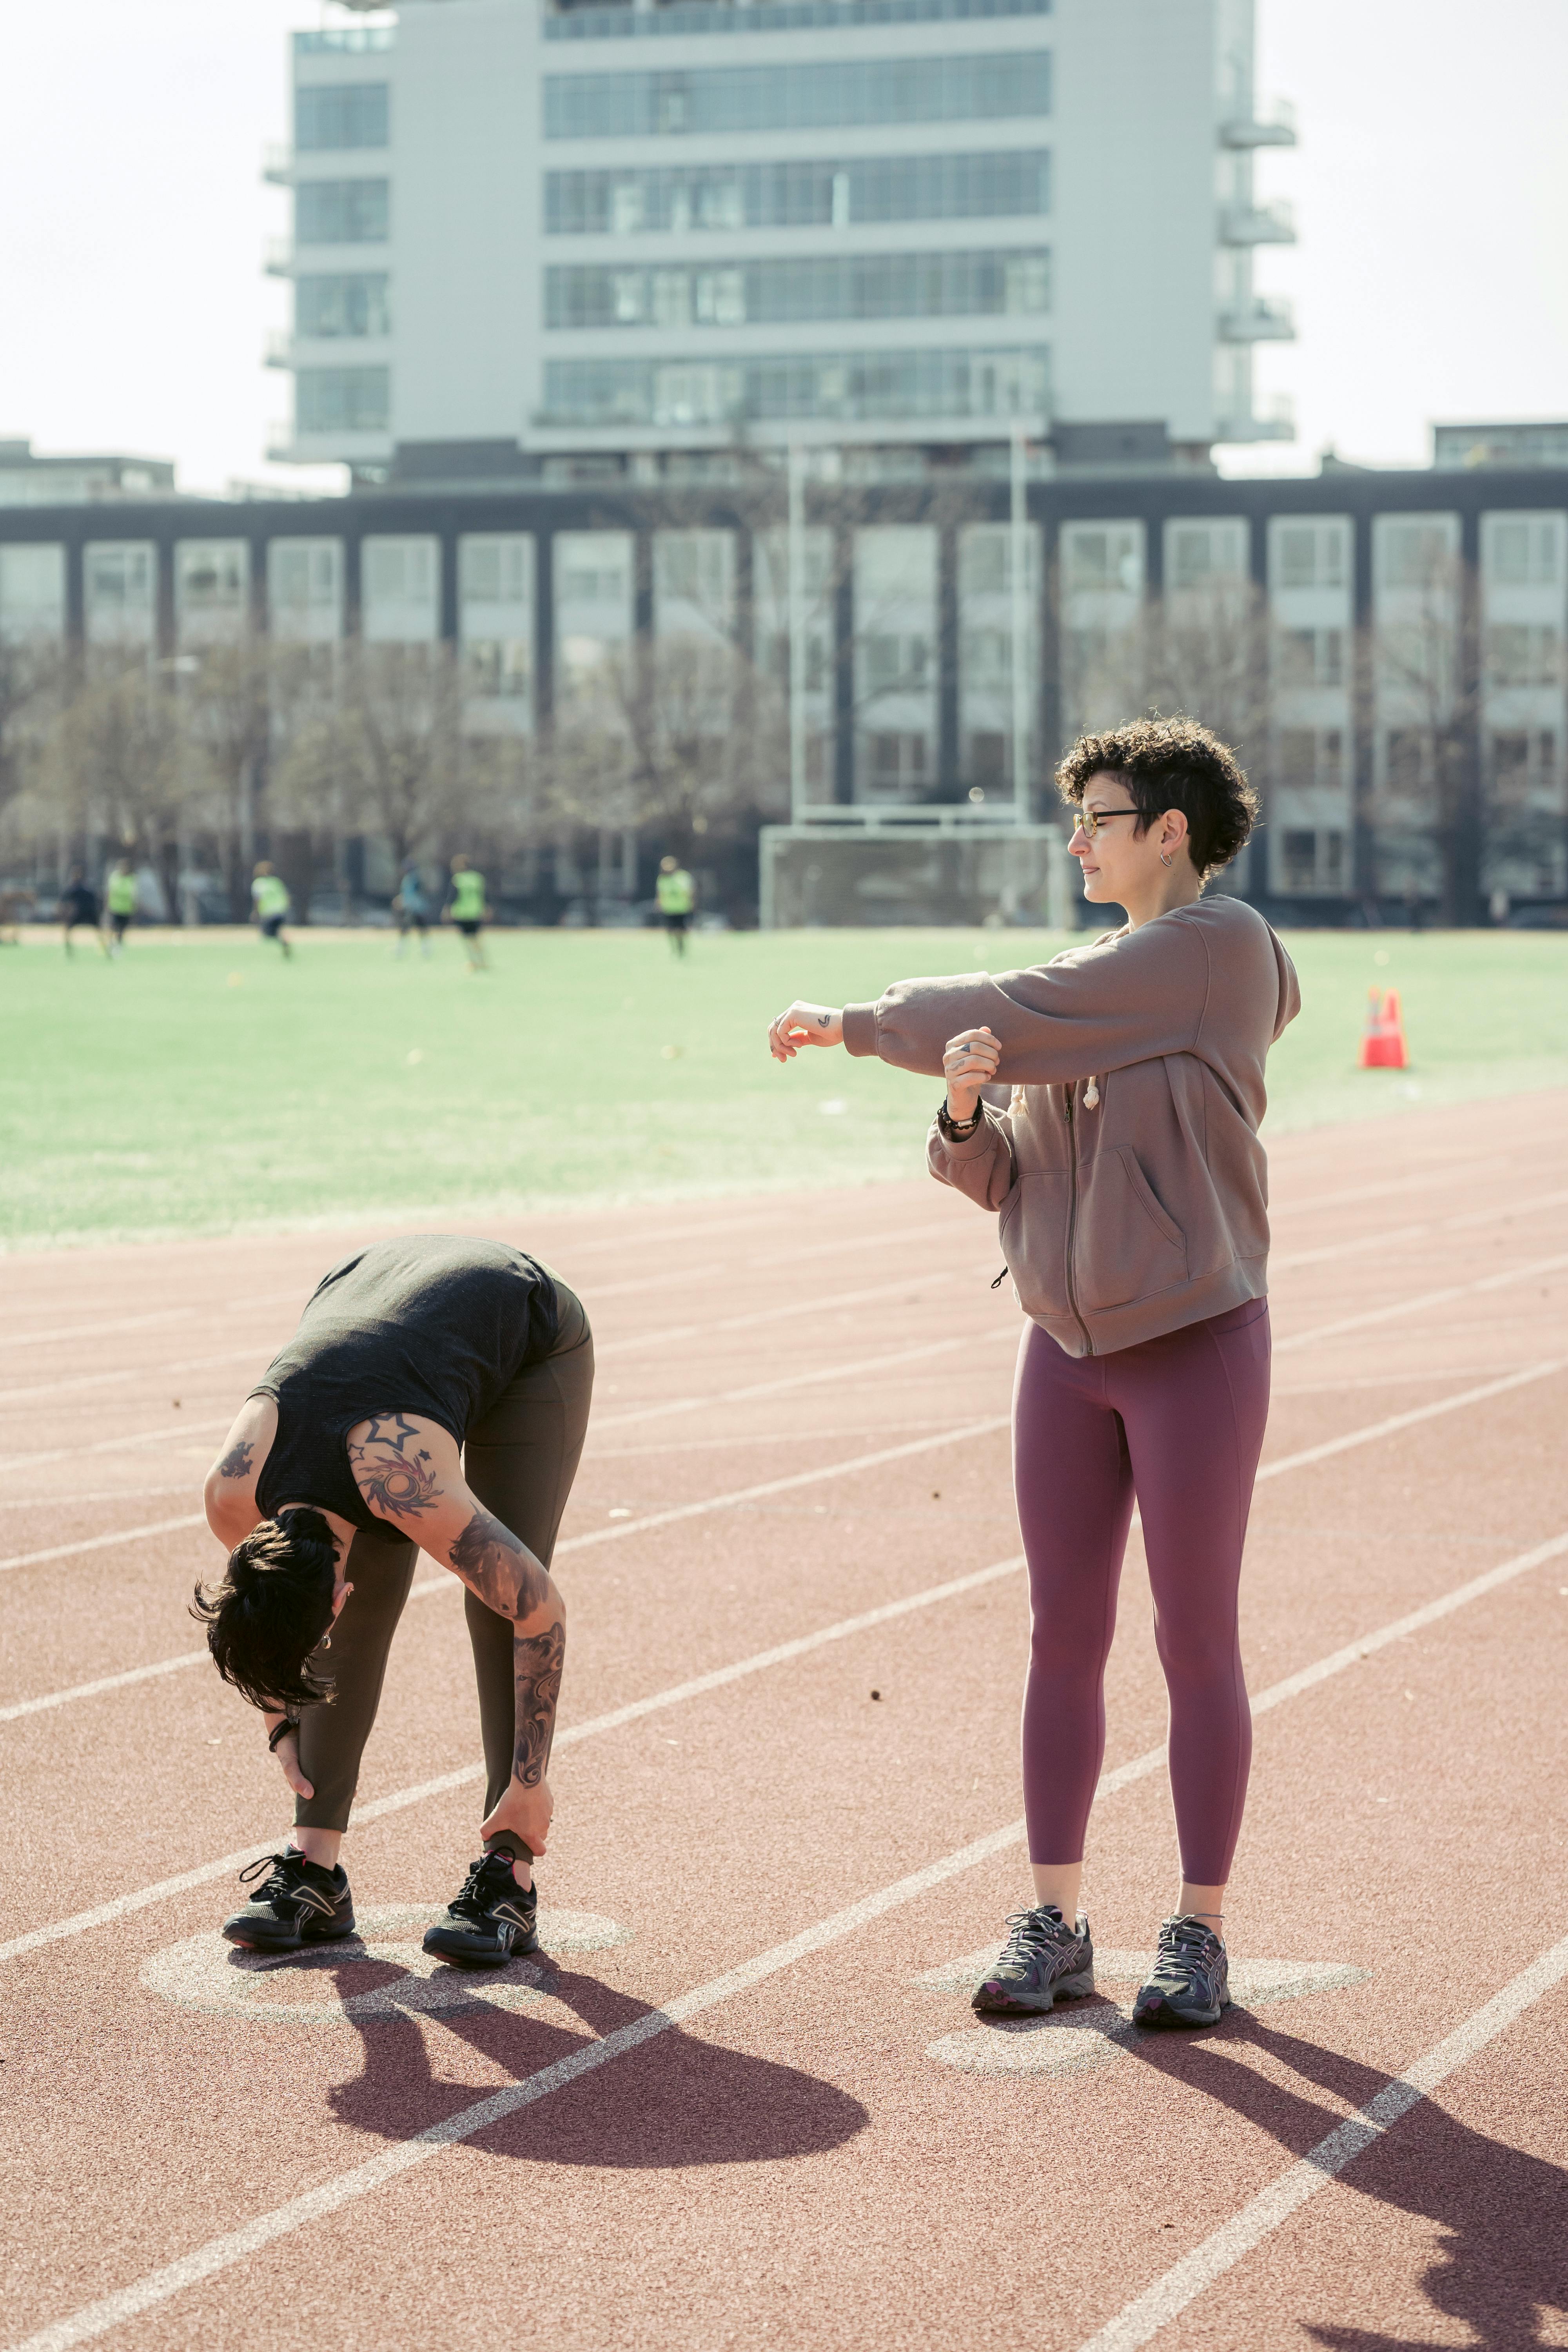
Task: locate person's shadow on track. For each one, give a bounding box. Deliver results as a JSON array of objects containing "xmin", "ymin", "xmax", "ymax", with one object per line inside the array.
[
  {"xmin": 1120, "ymin": 2011, "xmax": 1568, "ymax": 2349},
  {"xmin": 319, "ymin": 1950, "xmax": 869, "ymax": 2170}
]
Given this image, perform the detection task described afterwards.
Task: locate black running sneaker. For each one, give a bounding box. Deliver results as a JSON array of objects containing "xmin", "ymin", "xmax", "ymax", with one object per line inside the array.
[
  {"xmin": 971, "ymin": 1905, "xmax": 1095, "ymax": 2016},
  {"xmin": 421, "ymin": 1853, "xmax": 540, "ymax": 1970},
  {"xmin": 222, "ymin": 1850, "xmax": 356, "ymax": 1953},
  {"xmin": 1132, "ymin": 1915, "xmax": 1230, "ymax": 2028}
]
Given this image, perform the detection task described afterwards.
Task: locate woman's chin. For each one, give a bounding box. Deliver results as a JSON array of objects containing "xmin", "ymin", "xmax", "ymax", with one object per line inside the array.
[{"xmin": 1080, "ymin": 872, "xmax": 1109, "ymax": 900}]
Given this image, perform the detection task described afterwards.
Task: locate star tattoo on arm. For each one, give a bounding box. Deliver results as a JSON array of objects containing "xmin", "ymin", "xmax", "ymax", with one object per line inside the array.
[
  {"xmin": 216, "ymin": 1440, "xmax": 254, "ymax": 1481},
  {"xmin": 449, "ymin": 1509, "xmax": 550, "ymax": 1621},
  {"xmin": 512, "ymin": 1621, "xmax": 564, "ymax": 1788},
  {"xmin": 348, "ymin": 1426, "xmax": 442, "ymax": 1520}
]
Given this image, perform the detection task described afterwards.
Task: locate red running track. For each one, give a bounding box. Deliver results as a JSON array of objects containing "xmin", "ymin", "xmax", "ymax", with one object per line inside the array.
[{"xmin": 1, "ymin": 1091, "xmax": 1566, "ymax": 2351}]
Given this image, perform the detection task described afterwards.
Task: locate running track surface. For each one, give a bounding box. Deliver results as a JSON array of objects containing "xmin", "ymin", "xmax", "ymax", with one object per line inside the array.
[{"xmin": 3, "ymin": 1091, "xmax": 1566, "ymax": 2352}]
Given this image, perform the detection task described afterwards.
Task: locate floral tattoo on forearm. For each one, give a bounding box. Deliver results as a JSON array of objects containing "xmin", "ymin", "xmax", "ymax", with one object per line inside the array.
[
  {"xmin": 216, "ymin": 1439, "xmax": 254, "ymax": 1481},
  {"xmin": 450, "ymin": 1508, "xmax": 550, "ymax": 1621},
  {"xmin": 513, "ymin": 1621, "xmax": 564, "ymax": 1788},
  {"xmin": 348, "ymin": 1413, "xmax": 441, "ymax": 1520}
]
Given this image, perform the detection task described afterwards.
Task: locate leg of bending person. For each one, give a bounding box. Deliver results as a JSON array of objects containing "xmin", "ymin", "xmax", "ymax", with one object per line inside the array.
[
  {"xmin": 460, "ymin": 1284, "xmax": 595, "ymax": 1880},
  {"xmin": 292, "ymin": 1526, "xmax": 419, "ymax": 1865}
]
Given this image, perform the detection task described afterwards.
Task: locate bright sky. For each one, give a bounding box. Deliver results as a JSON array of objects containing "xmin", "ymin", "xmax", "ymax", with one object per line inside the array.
[{"xmin": 0, "ymin": 0, "xmax": 1563, "ymax": 495}]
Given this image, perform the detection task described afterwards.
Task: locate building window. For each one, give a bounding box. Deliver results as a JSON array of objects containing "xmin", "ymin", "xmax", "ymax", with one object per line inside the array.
[
  {"xmin": 544, "ymin": 51, "xmax": 1052, "ymax": 140},
  {"xmin": 541, "ymin": 344, "xmax": 1048, "ymax": 427},
  {"xmin": 177, "ymin": 541, "xmax": 248, "ymax": 613},
  {"xmin": 295, "ymin": 83, "xmax": 389, "ymax": 151},
  {"xmin": 1276, "ymin": 626, "xmax": 1345, "ymax": 687},
  {"xmin": 1486, "ymin": 623, "xmax": 1561, "ymax": 688},
  {"xmin": 0, "ymin": 543, "xmax": 66, "ymax": 640},
  {"xmin": 544, "ymin": 149, "xmax": 1050, "ymax": 234},
  {"xmin": 544, "ymin": 247, "xmax": 1049, "ymax": 329},
  {"xmin": 1062, "ymin": 526, "xmax": 1141, "ymax": 594},
  {"xmin": 1167, "ymin": 520, "xmax": 1247, "ymax": 589},
  {"xmin": 545, "ymin": 0, "xmax": 1051, "ymax": 37},
  {"xmin": 296, "ymin": 179, "xmax": 390, "ymax": 244},
  {"xmin": 1378, "ymin": 519, "xmax": 1456, "ymax": 590},
  {"xmin": 296, "ymin": 274, "xmax": 391, "ymax": 338},
  {"xmin": 269, "ymin": 539, "xmax": 343, "ymax": 619},
  {"xmin": 85, "ymin": 544, "xmax": 153, "ymax": 613},
  {"xmin": 463, "ymin": 641, "xmax": 531, "ymax": 699},
  {"xmin": 1486, "ymin": 516, "xmax": 1561, "ymax": 586},
  {"xmin": 1273, "ymin": 521, "xmax": 1347, "ymax": 590},
  {"xmin": 296, "ymin": 368, "xmax": 389, "ymax": 433}
]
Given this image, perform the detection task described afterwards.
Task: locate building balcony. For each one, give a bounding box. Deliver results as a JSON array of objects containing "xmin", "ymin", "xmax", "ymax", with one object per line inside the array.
[
  {"xmin": 263, "ymin": 143, "xmax": 293, "ymax": 186},
  {"xmin": 264, "ymin": 330, "xmax": 293, "ymax": 370},
  {"xmin": 1217, "ymin": 295, "xmax": 1295, "ymax": 343},
  {"xmin": 1218, "ymin": 197, "xmax": 1296, "ymax": 246},
  {"xmin": 264, "ymin": 238, "xmax": 295, "ymax": 278},
  {"xmin": 1219, "ymin": 97, "xmax": 1297, "ymax": 149},
  {"xmin": 1214, "ymin": 393, "xmax": 1296, "ymax": 443}
]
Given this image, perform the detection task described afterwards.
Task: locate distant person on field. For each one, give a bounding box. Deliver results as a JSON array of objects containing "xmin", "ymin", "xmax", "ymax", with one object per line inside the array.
[
  {"xmin": 393, "ymin": 860, "xmax": 432, "ymax": 959},
  {"xmin": 57, "ymin": 867, "xmax": 105, "ymax": 958},
  {"xmin": 445, "ymin": 855, "xmax": 488, "ymax": 971},
  {"xmin": 105, "ymin": 858, "xmax": 138, "ymax": 956},
  {"xmin": 251, "ymin": 862, "xmax": 294, "ymax": 960},
  {"xmin": 656, "ymin": 855, "xmax": 696, "ymax": 956}
]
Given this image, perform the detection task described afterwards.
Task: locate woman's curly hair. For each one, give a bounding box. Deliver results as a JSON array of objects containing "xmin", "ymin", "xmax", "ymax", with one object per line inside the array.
[
  {"xmin": 191, "ymin": 1505, "xmax": 339, "ymax": 1713},
  {"xmin": 1056, "ymin": 715, "xmax": 1258, "ymax": 879}
]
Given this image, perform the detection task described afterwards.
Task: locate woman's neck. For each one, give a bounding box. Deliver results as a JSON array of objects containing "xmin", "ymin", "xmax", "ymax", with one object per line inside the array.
[{"xmin": 1121, "ymin": 865, "xmax": 1204, "ymax": 931}]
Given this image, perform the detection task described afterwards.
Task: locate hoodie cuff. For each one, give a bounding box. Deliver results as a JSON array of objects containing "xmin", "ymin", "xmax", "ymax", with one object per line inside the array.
[
  {"xmin": 929, "ymin": 1109, "xmax": 1002, "ymax": 1162},
  {"xmin": 842, "ymin": 1002, "xmax": 879, "ymax": 1058}
]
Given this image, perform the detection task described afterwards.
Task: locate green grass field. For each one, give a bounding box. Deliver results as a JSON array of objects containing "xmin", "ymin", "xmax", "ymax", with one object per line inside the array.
[{"xmin": 4, "ymin": 923, "xmax": 1565, "ymax": 1250}]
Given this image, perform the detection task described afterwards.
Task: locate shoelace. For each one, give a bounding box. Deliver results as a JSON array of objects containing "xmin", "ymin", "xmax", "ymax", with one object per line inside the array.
[
  {"xmin": 238, "ymin": 1851, "xmax": 315, "ymax": 1913},
  {"xmin": 996, "ymin": 1907, "xmax": 1073, "ymax": 1966},
  {"xmin": 446, "ymin": 1857, "xmax": 527, "ymax": 1924},
  {"xmin": 1151, "ymin": 1917, "xmax": 1220, "ymax": 1988}
]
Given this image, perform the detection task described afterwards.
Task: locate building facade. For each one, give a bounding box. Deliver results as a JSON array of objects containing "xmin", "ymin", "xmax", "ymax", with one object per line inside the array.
[
  {"xmin": 267, "ymin": 0, "xmax": 1294, "ymax": 475},
  {"xmin": 2, "ymin": 452, "xmax": 1564, "ymax": 922}
]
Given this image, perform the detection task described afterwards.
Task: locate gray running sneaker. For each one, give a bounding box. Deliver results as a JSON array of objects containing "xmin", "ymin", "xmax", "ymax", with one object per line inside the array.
[
  {"xmin": 971, "ymin": 1904, "xmax": 1095, "ymax": 2016},
  {"xmin": 1132, "ymin": 1915, "xmax": 1230, "ymax": 2028}
]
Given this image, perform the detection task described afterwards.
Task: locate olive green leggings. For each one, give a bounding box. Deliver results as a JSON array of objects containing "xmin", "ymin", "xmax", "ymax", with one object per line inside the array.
[{"xmin": 294, "ymin": 1286, "xmax": 594, "ymax": 1840}]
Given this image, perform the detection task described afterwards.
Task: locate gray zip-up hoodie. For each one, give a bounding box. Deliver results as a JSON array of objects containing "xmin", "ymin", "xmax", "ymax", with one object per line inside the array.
[{"xmin": 841, "ymin": 895, "xmax": 1300, "ymax": 1356}]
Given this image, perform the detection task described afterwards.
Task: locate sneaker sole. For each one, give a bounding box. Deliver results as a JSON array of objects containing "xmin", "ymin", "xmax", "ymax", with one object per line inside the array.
[
  {"xmin": 421, "ymin": 1927, "xmax": 539, "ymax": 1971},
  {"xmin": 1132, "ymin": 1990, "xmax": 1230, "ymax": 2030},
  {"xmin": 971, "ymin": 1964, "xmax": 1096, "ymax": 2017},
  {"xmin": 221, "ymin": 1918, "xmax": 356, "ymax": 1953}
]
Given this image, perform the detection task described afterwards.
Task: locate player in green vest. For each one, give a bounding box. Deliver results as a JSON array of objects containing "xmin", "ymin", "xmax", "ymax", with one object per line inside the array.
[
  {"xmin": 445, "ymin": 856, "xmax": 489, "ymax": 971},
  {"xmin": 105, "ymin": 858, "xmax": 139, "ymax": 956},
  {"xmin": 251, "ymin": 863, "xmax": 294, "ymax": 959},
  {"xmin": 655, "ymin": 856, "xmax": 696, "ymax": 956}
]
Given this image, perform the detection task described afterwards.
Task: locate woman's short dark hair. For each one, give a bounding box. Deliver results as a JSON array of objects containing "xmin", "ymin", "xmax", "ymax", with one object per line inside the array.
[
  {"xmin": 191, "ymin": 1506, "xmax": 338, "ymax": 1713},
  {"xmin": 1056, "ymin": 715, "xmax": 1258, "ymax": 878}
]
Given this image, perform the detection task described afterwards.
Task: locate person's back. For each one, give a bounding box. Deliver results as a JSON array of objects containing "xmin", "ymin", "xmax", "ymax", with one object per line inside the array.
[
  {"xmin": 449, "ymin": 867, "xmax": 485, "ymax": 923},
  {"xmin": 252, "ymin": 872, "xmax": 289, "ymax": 921},
  {"xmin": 106, "ymin": 868, "xmax": 137, "ymax": 917},
  {"xmin": 656, "ymin": 866, "xmax": 695, "ymax": 917}
]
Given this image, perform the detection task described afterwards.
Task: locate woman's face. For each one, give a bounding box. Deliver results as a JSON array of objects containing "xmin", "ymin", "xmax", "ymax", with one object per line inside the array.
[{"xmin": 1069, "ymin": 770, "xmax": 1188, "ymax": 905}]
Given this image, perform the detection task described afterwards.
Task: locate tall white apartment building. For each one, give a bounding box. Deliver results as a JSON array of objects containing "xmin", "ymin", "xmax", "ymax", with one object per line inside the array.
[{"xmin": 269, "ymin": 0, "xmax": 1294, "ymax": 471}]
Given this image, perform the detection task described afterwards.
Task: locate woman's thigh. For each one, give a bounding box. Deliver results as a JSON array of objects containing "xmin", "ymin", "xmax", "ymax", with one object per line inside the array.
[
  {"xmin": 463, "ymin": 1319, "xmax": 595, "ymax": 1564},
  {"xmin": 1013, "ymin": 1324, "xmax": 1136, "ymax": 1649}
]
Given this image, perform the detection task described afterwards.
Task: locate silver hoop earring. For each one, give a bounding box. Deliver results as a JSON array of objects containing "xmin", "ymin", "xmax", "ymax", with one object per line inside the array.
[
  {"xmin": 319, "ymin": 1633, "xmax": 331, "ymax": 1650},
  {"xmin": 1159, "ymin": 849, "xmax": 1174, "ymax": 869}
]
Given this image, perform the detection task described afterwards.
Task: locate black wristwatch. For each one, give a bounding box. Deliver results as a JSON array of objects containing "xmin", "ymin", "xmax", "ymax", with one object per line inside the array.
[{"xmin": 937, "ymin": 1100, "xmax": 984, "ymax": 1141}]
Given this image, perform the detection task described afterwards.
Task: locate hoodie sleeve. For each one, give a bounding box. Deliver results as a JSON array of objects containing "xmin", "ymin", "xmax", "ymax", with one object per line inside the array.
[
  {"xmin": 841, "ymin": 915, "xmax": 1210, "ymax": 1086},
  {"xmin": 926, "ymin": 1102, "xmax": 1016, "ymax": 1211}
]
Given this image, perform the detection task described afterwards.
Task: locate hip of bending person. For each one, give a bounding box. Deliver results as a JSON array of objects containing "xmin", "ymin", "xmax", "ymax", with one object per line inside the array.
[
  {"xmin": 766, "ymin": 715, "xmax": 1299, "ymax": 2032},
  {"xmin": 196, "ymin": 1234, "xmax": 593, "ymax": 1969}
]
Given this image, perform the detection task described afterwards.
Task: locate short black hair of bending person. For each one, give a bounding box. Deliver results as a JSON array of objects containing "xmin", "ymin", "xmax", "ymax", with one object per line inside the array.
[
  {"xmin": 191, "ymin": 1506, "xmax": 338, "ymax": 1714},
  {"xmin": 1056, "ymin": 715, "xmax": 1259, "ymax": 880}
]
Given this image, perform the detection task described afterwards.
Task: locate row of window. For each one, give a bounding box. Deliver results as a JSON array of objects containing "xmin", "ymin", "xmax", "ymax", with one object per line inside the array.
[
  {"xmin": 296, "ymin": 273, "xmax": 390, "ymax": 339},
  {"xmin": 541, "ymin": 345, "xmax": 1049, "ymax": 426},
  {"xmin": 1059, "ymin": 514, "xmax": 1566, "ymax": 597},
  {"xmin": 543, "ymin": 51, "xmax": 1051, "ymax": 138},
  {"xmin": 544, "ymin": 248, "xmax": 1049, "ymax": 330},
  {"xmin": 296, "ymin": 178, "xmax": 388, "ymax": 245},
  {"xmin": 544, "ymin": 149, "xmax": 1049, "ymax": 233},
  {"xmin": 545, "ymin": 0, "xmax": 1049, "ymax": 40},
  {"xmin": 295, "ymin": 83, "xmax": 387, "ymax": 151},
  {"xmin": 297, "ymin": 367, "xmax": 390, "ymax": 432}
]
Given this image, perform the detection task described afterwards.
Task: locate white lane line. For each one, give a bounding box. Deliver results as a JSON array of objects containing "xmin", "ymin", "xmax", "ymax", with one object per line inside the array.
[
  {"xmin": 1274, "ymin": 1250, "xmax": 1568, "ymax": 1355},
  {"xmin": 0, "ymin": 1287, "xmax": 309, "ymax": 1358},
  {"xmin": 0, "ymin": 1417, "xmax": 230, "ymax": 1477},
  {"xmin": 592, "ymin": 1263, "xmax": 991, "ymax": 1361},
  {"xmin": 0, "ymin": 1650, "xmax": 208, "ymax": 1726},
  {"xmin": 13, "ymin": 1530, "xmax": 1568, "ymax": 2352},
  {"xmin": 5, "ymin": 1818, "xmax": 1029, "ymax": 2352},
  {"xmin": 589, "ymin": 1327, "xmax": 1008, "ymax": 1437},
  {"xmin": 1270, "ymin": 1153, "xmax": 1512, "ymax": 1218},
  {"xmin": 1075, "ymin": 1921, "xmax": 1568, "ymax": 2352},
  {"xmin": 1270, "ymin": 1184, "xmax": 1568, "ymax": 1274},
  {"xmin": 0, "ymin": 1514, "xmax": 206, "ymax": 1576},
  {"xmin": 1254, "ymin": 1357, "xmax": 1568, "ymax": 1485},
  {"xmin": 0, "ymin": 1411, "xmax": 1007, "ymax": 1584},
  {"xmin": 5, "ymin": 1517, "xmax": 1565, "ymax": 1983},
  {"xmin": 0, "ymin": 1347, "xmax": 268, "ymax": 1411}
]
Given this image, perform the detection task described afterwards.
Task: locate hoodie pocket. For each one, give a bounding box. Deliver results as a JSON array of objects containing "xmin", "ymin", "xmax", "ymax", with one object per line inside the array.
[
  {"xmin": 1076, "ymin": 1148, "xmax": 1187, "ymax": 1312},
  {"xmin": 999, "ymin": 1170, "xmax": 1073, "ymax": 1323}
]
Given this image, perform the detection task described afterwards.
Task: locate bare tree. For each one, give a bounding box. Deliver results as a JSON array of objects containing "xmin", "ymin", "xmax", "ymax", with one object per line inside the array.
[
  {"xmin": 1366, "ymin": 539, "xmax": 1482, "ymax": 925},
  {"xmin": 45, "ymin": 656, "xmax": 190, "ymax": 913},
  {"xmin": 180, "ymin": 640, "xmax": 278, "ymax": 917}
]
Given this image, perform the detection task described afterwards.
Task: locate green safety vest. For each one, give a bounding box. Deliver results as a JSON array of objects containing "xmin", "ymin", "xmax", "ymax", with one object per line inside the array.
[
  {"xmin": 657, "ymin": 869, "xmax": 695, "ymax": 915},
  {"xmin": 106, "ymin": 872, "xmax": 138, "ymax": 916},
  {"xmin": 252, "ymin": 875, "xmax": 289, "ymax": 918},
  {"xmin": 450, "ymin": 871, "xmax": 485, "ymax": 920}
]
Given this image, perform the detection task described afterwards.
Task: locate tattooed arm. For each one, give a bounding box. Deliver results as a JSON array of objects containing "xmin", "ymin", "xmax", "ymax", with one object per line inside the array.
[
  {"xmin": 203, "ymin": 1396, "xmax": 278, "ymax": 1547},
  {"xmin": 346, "ymin": 1414, "xmax": 566, "ymax": 1857}
]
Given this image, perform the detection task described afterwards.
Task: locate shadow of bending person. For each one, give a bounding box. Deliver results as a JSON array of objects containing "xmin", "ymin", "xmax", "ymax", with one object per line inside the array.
[
  {"xmin": 1123, "ymin": 2009, "xmax": 1568, "ymax": 2351},
  {"xmin": 318, "ymin": 1948, "xmax": 869, "ymax": 2172}
]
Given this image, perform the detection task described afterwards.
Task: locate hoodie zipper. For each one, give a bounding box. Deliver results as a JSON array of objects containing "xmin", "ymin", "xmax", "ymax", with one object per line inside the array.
[{"xmin": 1063, "ymin": 1085, "xmax": 1094, "ymax": 1355}]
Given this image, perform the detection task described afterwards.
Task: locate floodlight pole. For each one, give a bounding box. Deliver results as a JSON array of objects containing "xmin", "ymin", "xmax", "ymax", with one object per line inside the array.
[
  {"xmin": 1009, "ymin": 421, "xmax": 1030, "ymax": 827},
  {"xmin": 787, "ymin": 439, "xmax": 808, "ymax": 824}
]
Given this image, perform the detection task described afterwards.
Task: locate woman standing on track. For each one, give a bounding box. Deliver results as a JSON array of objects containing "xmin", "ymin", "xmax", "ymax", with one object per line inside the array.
[
  {"xmin": 767, "ymin": 718, "xmax": 1298, "ymax": 2029},
  {"xmin": 196, "ymin": 1235, "xmax": 592, "ymax": 1968}
]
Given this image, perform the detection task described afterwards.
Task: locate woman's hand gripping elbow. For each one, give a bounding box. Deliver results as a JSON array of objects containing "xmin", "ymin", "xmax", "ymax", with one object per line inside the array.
[{"xmin": 941, "ymin": 1027, "xmax": 1000, "ymax": 1124}]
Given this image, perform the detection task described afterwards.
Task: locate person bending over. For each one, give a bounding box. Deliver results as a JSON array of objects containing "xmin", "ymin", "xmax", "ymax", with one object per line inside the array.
[
  {"xmin": 767, "ymin": 717, "xmax": 1298, "ymax": 2031},
  {"xmin": 196, "ymin": 1234, "xmax": 593, "ymax": 1967}
]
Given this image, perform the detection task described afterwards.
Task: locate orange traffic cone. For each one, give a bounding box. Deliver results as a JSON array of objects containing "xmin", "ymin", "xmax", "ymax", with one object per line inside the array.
[{"xmin": 1358, "ymin": 987, "xmax": 1409, "ymax": 1070}]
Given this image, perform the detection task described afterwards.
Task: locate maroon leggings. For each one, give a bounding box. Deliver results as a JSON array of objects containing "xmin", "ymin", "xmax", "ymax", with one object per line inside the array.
[{"xmin": 1012, "ymin": 1298, "xmax": 1272, "ymax": 1885}]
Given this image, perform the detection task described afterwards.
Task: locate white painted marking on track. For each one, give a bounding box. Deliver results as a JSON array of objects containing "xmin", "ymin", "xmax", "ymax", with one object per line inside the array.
[
  {"xmin": 1072, "ymin": 1923, "xmax": 1568, "ymax": 2352},
  {"xmin": 913, "ymin": 1947, "xmax": 1370, "ymax": 2000},
  {"xmin": 5, "ymin": 1526, "xmax": 1566, "ymax": 1983},
  {"xmin": 0, "ymin": 1346, "xmax": 270, "ymax": 1410},
  {"xmin": 0, "ymin": 1417, "xmax": 229, "ymax": 1477},
  {"xmin": 142, "ymin": 1907, "xmax": 630, "ymax": 2025},
  {"xmin": 0, "ymin": 1649, "xmax": 206, "ymax": 1726},
  {"xmin": 1274, "ymin": 1250, "xmax": 1568, "ymax": 1354},
  {"xmin": 0, "ymin": 1513, "xmax": 205, "ymax": 1576}
]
